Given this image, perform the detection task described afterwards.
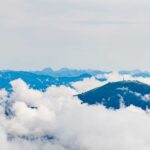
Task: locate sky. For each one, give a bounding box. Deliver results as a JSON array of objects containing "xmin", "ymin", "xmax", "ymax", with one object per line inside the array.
[{"xmin": 1, "ymin": 0, "xmax": 150, "ymax": 71}]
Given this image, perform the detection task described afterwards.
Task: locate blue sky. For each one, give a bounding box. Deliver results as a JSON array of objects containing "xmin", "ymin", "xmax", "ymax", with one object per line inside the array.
[{"xmin": 1, "ymin": 0, "xmax": 150, "ymax": 70}]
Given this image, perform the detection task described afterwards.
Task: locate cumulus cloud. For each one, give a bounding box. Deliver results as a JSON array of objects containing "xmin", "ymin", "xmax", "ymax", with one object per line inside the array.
[
  {"xmin": 0, "ymin": 79, "xmax": 149, "ymax": 149},
  {"xmin": 71, "ymin": 77, "xmax": 105, "ymax": 93},
  {"xmin": 102, "ymin": 71, "xmax": 150, "ymax": 85},
  {"xmin": 71, "ymin": 72, "xmax": 150, "ymax": 94}
]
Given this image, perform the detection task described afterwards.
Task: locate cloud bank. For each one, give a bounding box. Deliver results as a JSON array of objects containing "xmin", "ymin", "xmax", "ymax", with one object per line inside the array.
[
  {"xmin": 71, "ymin": 72, "xmax": 150, "ymax": 93},
  {"xmin": 71, "ymin": 77, "xmax": 104, "ymax": 93},
  {"xmin": 0, "ymin": 79, "xmax": 150, "ymax": 150}
]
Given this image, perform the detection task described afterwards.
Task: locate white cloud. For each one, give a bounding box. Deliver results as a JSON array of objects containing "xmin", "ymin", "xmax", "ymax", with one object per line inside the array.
[
  {"xmin": 142, "ymin": 94, "xmax": 150, "ymax": 101},
  {"xmin": 71, "ymin": 71, "xmax": 150, "ymax": 94},
  {"xmin": 0, "ymin": 79, "xmax": 150, "ymax": 149},
  {"xmin": 71, "ymin": 77, "xmax": 105, "ymax": 93},
  {"xmin": 71, "ymin": 72, "xmax": 150, "ymax": 94},
  {"xmin": 103, "ymin": 71, "xmax": 150, "ymax": 85}
]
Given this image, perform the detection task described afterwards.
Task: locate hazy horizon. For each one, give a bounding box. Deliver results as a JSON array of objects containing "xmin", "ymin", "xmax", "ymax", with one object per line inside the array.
[
  {"xmin": 1, "ymin": 0, "xmax": 150, "ymax": 70},
  {"xmin": 1, "ymin": 67, "xmax": 150, "ymax": 72}
]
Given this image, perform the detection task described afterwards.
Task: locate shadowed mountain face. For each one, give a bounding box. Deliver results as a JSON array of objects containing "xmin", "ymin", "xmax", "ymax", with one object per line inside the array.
[
  {"xmin": 78, "ymin": 81, "xmax": 150, "ymax": 110},
  {"xmin": 0, "ymin": 71, "xmax": 93, "ymax": 91}
]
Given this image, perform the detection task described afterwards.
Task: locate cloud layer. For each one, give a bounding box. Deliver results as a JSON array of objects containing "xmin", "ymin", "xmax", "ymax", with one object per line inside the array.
[{"xmin": 0, "ymin": 79, "xmax": 150, "ymax": 149}]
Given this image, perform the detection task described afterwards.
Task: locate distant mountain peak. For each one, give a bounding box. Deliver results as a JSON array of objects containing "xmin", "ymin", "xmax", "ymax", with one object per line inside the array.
[
  {"xmin": 41, "ymin": 67, "xmax": 54, "ymax": 72},
  {"xmin": 33, "ymin": 67, "xmax": 108, "ymax": 77}
]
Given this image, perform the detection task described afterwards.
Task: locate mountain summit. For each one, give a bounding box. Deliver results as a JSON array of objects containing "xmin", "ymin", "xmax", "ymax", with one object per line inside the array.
[{"xmin": 78, "ymin": 80, "xmax": 150, "ymax": 110}]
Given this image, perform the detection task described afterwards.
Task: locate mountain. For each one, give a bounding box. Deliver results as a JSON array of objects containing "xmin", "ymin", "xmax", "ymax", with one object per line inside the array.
[
  {"xmin": 119, "ymin": 70, "xmax": 150, "ymax": 77},
  {"xmin": 33, "ymin": 67, "xmax": 110, "ymax": 77},
  {"xmin": 0, "ymin": 71, "xmax": 56, "ymax": 91},
  {"xmin": 0, "ymin": 71, "xmax": 93, "ymax": 91},
  {"xmin": 35, "ymin": 68, "xmax": 150, "ymax": 78},
  {"xmin": 78, "ymin": 80, "xmax": 150, "ymax": 110}
]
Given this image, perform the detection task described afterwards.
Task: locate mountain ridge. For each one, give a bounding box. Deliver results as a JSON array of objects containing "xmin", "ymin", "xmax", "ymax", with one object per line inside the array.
[{"xmin": 78, "ymin": 80, "xmax": 150, "ymax": 110}]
